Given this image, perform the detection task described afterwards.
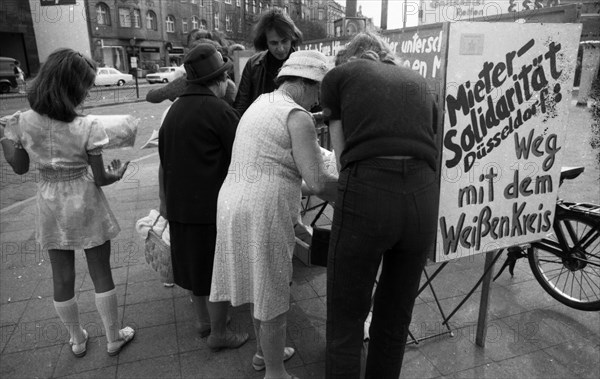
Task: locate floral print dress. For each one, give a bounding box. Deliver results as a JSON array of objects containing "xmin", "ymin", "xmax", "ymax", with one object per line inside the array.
[{"xmin": 4, "ymin": 110, "xmax": 120, "ymax": 250}]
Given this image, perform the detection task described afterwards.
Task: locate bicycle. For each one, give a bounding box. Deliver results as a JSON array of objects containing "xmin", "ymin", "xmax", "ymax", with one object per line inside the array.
[{"xmin": 494, "ymin": 166, "xmax": 600, "ymax": 312}]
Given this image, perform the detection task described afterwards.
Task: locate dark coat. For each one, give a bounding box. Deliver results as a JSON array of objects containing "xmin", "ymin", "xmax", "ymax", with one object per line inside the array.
[
  {"xmin": 233, "ymin": 51, "xmax": 270, "ymax": 116},
  {"xmin": 233, "ymin": 48, "xmax": 295, "ymax": 116},
  {"xmin": 158, "ymin": 83, "xmax": 239, "ymax": 224}
]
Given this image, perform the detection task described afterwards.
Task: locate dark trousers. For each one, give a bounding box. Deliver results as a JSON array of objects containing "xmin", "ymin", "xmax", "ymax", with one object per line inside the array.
[{"xmin": 326, "ymin": 158, "xmax": 439, "ymax": 379}]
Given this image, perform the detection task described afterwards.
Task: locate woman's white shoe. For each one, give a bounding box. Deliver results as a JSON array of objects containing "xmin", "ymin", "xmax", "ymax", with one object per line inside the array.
[{"xmin": 252, "ymin": 346, "xmax": 296, "ymax": 371}]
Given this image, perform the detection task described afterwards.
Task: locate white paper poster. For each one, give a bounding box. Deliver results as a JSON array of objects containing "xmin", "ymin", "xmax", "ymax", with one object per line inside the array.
[{"xmin": 436, "ymin": 22, "xmax": 581, "ymax": 262}]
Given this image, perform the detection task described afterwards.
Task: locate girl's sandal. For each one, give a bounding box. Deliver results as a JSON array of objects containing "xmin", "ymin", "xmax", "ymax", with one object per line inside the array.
[
  {"xmin": 70, "ymin": 329, "xmax": 88, "ymax": 358},
  {"xmin": 107, "ymin": 326, "xmax": 135, "ymax": 356}
]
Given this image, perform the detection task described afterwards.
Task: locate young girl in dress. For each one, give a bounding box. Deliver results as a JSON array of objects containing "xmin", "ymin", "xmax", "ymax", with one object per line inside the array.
[{"xmin": 0, "ymin": 48, "xmax": 135, "ymax": 357}]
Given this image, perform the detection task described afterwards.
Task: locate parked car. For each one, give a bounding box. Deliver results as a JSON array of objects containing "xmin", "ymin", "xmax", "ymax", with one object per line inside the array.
[
  {"xmin": 0, "ymin": 57, "xmax": 19, "ymax": 94},
  {"xmin": 95, "ymin": 67, "xmax": 133, "ymax": 86},
  {"xmin": 145, "ymin": 66, "xmax": 185, "ymax": 84}
]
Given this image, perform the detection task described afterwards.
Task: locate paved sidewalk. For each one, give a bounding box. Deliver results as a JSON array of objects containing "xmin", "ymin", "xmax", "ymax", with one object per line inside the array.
[
  {"xmin": 0, "ymin": 153, "xmax": 598, "ymax": 379},
  {"xmin": 1, "ymin": 96, "xmax": 600, "ymax": 378}
]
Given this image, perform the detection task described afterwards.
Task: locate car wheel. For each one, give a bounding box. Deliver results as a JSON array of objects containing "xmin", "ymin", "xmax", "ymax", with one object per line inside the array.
[
  {"xmin": 0, "ymin": 83, "xmax": 10, "ymax": 94},
  {"xmin": 117, "ymin": 80, "xmax": 125, "ymax": 86},
  {"xmin": 162, "ymin": 78, "xmax": 168, "ymax": 83}
]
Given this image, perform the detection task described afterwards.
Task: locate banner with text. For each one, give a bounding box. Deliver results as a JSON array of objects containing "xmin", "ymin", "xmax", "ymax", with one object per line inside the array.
[
  {"xmin": 298, "ymin": 24, "xmax": 448, "ymax": 101},
  {"xmin": 436, "ymin": 22, "xmax": 581, "ymax": 262},
  {"xmin": 419, "ymin": 0, "xmax": 564, "ymax": 25}
]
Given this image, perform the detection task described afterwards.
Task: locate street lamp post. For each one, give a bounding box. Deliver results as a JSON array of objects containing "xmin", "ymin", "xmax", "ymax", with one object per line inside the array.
[
  {"xmin": 381, "ymin": 0, "xmax": 388, "ymax": 30},
  {"xmin": 129, "ymin": 38, "xmax": 140, "ymax": 99}
]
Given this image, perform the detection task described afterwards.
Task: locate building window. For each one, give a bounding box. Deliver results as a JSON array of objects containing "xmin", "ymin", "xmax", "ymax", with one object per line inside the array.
[
  {"xmin": 146, "ymin": 11, "xmax": 157, "ymax": 30},
  {"xmin": 225, "ymin": 0, "xmax": 232, "ymax": 4},
  {"xmin": 259, "ymin": 1, "xmax": 262, "ymax": 14},
  {"xmin": 119, "ymin": 8, "xmax": 131, "ymax": 27},
  {"xmin": 245, "ymin": 1, "xmax": 248, "ymax": 12},
  {"xmin": 252, "ymin": 0, "xmax": 256, "ymax": 14},
  {"xmin": 96, "ymin": 3, "xmax": 111, "ymax": 26},
  {"xmin": 238, "ymin": 16, "xmax": 242, "ymax": 33},
  {"xmin": 226, "ymin": 14, "xmax": 232, "ymax": 31},
  {"xmin": 182, "ymin": 19, "xmax": 188, "ymax": 33},
  {"xmin": 166, "ymin": 15, "xmax": 175, "ymax": 32},
  {"xmin": 132, "ymin": 9, "xmax": 141, "ymax": 28},
  {"xmin": 214, "ymin": 11, "xmax": 219, "ymax": 30},
  {"xmin": 192, "ymin": 16, "xmax": 199, "ymax": 30},
  {"xmin": 319, "ymin": 9, "xmax": 324, "ymax": 20},
  {"xmin": 200, "ymin": 19, "xmax": 207, "ymax": 29},
  {"xmin": 236, "ymin": 0, "xmax": 240, "ymax": 7}
]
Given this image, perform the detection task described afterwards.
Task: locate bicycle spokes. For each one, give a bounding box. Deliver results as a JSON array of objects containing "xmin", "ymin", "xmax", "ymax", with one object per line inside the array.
[{"xmin": 528, "ymin": 215, "xmax": 600, "ymax": 311}]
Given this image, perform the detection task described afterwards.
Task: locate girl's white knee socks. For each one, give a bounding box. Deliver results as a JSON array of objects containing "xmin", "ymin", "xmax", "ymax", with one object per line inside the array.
[
  {"xmin": 94, "ymin": 288, "xmax": 119, "ymax": 343},
  {"xmin": 54, "ymin": 297, "xmax": 85, "ymax": 344}
]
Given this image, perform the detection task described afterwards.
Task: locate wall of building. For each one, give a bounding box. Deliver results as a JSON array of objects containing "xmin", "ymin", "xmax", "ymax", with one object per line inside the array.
[
  {"xmin": 28, "ymin": 0, "xmax": 91, "ymax": 64},
  {"xmin": 0, "ymin": 0, "xmax": 40, "ymax": 75}
]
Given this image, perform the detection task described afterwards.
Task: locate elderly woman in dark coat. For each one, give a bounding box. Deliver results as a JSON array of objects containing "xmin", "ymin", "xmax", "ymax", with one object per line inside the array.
[{"xmin": 159, "ymin": 43, "xmax": 248, "ymax": 350}]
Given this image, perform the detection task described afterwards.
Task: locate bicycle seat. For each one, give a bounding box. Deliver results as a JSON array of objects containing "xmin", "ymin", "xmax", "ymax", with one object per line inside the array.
[{"xmin": 560, "ymin": 166, "xmax": 585, "ymax": 181}]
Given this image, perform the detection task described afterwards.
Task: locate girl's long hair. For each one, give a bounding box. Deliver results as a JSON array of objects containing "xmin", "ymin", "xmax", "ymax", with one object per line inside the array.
[{"xmin": 28, "ymin": 48, "xmax": 97, "ymax": 123}]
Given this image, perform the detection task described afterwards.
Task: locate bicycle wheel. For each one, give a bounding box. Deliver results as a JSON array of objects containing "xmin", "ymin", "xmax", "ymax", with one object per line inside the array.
[{"xmin": 528, "ymin": 213, "xmax": 600, "ymax": 311}]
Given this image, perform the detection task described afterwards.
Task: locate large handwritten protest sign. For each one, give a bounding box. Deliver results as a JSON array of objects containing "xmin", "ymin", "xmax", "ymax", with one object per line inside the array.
[
  {"xmin": 296, "ymin": 21, "xmax": 582, "ymax": 263},
  {"xmin": 436, "ymin": 22, "xmax": 581, "ymax": 262}
]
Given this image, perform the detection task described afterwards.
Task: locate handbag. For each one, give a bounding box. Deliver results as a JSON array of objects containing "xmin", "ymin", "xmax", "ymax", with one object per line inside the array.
[{"xmin": 144, "ymin": 217, "xmax": 174, "ymax": 283}]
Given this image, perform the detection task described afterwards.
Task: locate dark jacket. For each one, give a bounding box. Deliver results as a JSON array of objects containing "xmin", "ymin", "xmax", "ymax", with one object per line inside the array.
[
  {"xmin": 233, "ymin": 51, "xmax": 270, "ymax": 116},
  {"xmin": 233, "ymin": 49, "xmax": 295, "ymax": 116},
  {"xmin": 158, "ymin": 83, "xmax": 239, "ymax": 224}
]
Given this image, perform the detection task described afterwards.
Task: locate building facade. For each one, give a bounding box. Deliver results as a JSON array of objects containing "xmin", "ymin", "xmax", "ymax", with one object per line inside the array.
[
  {"xmin": 0, "ymin": 0, "xmax": 345, "ymax": 78},
  {"xmin": 87, "ymin": 0, "xmax": 215, "ymax": 73},
  {"xmin": 0, "ymin": 0, "xmax": 40, "ymax": 76}
]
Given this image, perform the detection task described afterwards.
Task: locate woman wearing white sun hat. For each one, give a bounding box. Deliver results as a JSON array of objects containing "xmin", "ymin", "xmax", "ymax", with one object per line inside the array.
[{"xmin": 210, "ymin": 50, "xmax": 338, "ymax": 379}]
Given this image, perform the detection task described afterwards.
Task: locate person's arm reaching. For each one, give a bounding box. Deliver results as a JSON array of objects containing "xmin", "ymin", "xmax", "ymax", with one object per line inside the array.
[
  {"xmin": 288, "ymin": 110, "xmax": 338, "ymax": 202},
  {"xmin": 88, "ymin": 154, "xmax": 129, "ymax": 187},
  {"xmin": 146, "ymin": 76, "xmax": 187, "ymax": 103},
  {"xmin": 328, "ymin": 120, "xmax": 345, "ymax": 174}
]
